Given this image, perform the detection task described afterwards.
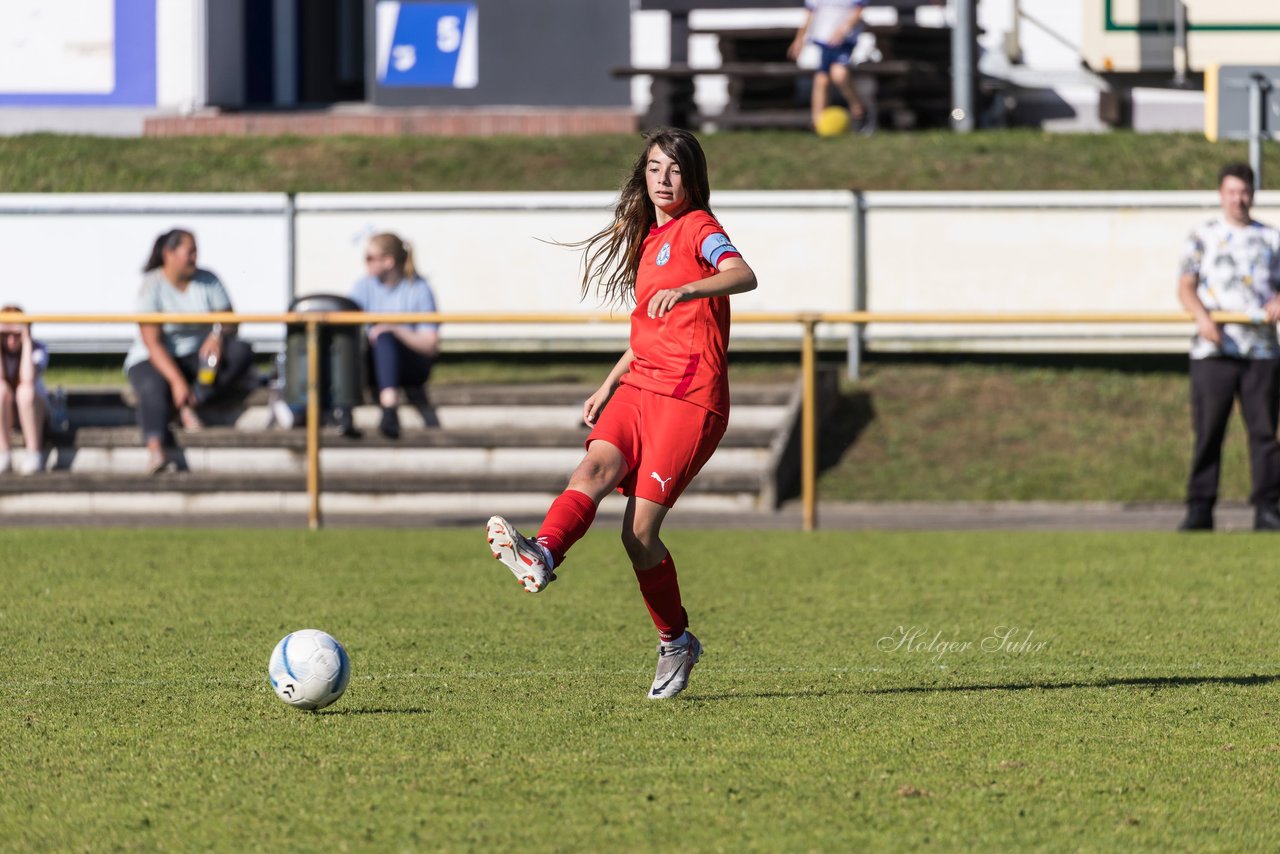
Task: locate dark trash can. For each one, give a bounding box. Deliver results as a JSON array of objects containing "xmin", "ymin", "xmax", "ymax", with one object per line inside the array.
[{"xmin": 285, "ymin": 295, "xmax": 364, "ymax": 423}]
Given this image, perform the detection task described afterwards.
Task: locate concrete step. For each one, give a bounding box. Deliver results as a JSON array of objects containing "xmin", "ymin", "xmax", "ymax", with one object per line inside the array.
[
  {"xmin": 58, "ymin": 401, "xmax": 791, "ymax": 432},
  {"xmin": 59, "ymin": 382, "xmax": 796, "ymax": 408},
  {"xmin": 0, "ymin": 468, "xmax": 764, "ymax": 495},
  {"xmin": 38, "ymin": 444, "xmax": 771, "ymax": 476},
  {"xmin": 0, "ymin": 489, "xmax": 764, "ymax": 519},
  {"xmin": 46, "ymin": 424, "xmax": 779, "ymax": 450},
  {"xmin": 9, "ymin": 375, "xmax": 821, "ymax": 518}
]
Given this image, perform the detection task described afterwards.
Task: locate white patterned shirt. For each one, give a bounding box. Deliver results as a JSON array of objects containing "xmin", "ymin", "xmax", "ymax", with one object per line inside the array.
[
  {"xmin": 1181, "ymin": 217, "xmax": 1280, "ymax": 359},
  {"xmin": 805, "ymin": 0, "xmax": 868, "ymax": 46}
]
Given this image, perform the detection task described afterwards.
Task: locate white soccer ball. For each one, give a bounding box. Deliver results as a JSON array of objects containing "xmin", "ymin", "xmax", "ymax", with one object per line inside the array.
[{"xmin": 268, "ymin": 629, "xmax": 351, "ymax": 711}]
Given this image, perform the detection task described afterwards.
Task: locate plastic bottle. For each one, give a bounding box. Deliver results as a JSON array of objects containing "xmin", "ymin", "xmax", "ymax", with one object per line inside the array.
[
  {"xmin": 195, "ymin": 351, "xmax": 219, "ymax": 403},
  {"xmin": 268, "ymin": 351, "xmax": 295, "ymax": 429}
]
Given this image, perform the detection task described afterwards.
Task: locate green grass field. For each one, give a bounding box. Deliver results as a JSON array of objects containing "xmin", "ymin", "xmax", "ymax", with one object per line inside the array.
[
  {"xmin": 2, "ymin": 130, "xmax": 1277, "ymax": 193},
  {"xmin": 5, "ymin": 528, "xmax": 1279, "ymax": 850}
]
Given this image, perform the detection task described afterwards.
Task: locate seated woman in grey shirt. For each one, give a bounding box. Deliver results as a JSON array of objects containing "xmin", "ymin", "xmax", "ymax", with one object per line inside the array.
[{"xmin": 124, "ymin": 229, "xmax": 255, "ymax": 473}]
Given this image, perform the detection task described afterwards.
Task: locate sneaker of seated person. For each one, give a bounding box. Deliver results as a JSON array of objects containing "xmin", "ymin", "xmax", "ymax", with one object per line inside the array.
[
  {"xmin": 179, "ymin": 406, "xmax": 204, "ymax": 432},
  {"xmin": 270, "ymin": 398, "xmax": 295, "ymax": 430},
  {"xmin": 333, "ymin": 406, "xmax": 361, "ymax": 439},
  {"xmin": 0, "ymin": 450, "xmax": 11, "ymax": 474},
  {"xmin": 147, "ymin": 446, "xmax": 169, "ymax": 475},
  {"xmin": 379, "ymin": 405, "xmax": 401, "ymax": 439},
  {"xmin": 16, "ymin": 450, "xmax": 44, "ymax": 476}
]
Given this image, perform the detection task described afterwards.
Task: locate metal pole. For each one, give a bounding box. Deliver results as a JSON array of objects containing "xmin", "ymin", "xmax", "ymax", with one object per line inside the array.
[
  {"xmin": 951, "ymin": 0, "xmax": 977, "ymax": 131},
  {"xmin": 285, "ymin": 192, "xmax": 297, "ymax": 307},
  {"xmin": 801, "ymin": 318, "xmax": 818, "ymax": 532},
  {"xmin": 273, "ymin": 0, "xmax": 298, "ymax": 106},
  {"xmin": 306, "ymin": 319, "xmax": 322, "ymax": 530},
  {"xmin": 1173, "ymin": 1, "xmax": 1187, "ymax": 87},
  {"xmin": 1006, "ymin": 0, "xmax": 1023, "ymax": 65},
  {"xmin": 848, "ymin": 190, "xmax": 867, "ymax": 380},
  {"xmin": 1250, "ymin": 75, "xmax": 1267, "ymax": 191},
  {"xmin": 192, "ymin": 0, "xmax": 209, "ymax": 112}
]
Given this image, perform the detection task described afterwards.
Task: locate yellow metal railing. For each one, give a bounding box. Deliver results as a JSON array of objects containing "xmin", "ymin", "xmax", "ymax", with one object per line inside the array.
[{"xmin": 1, "ymin": 310, "xmax": 1258, "ymax": 531}]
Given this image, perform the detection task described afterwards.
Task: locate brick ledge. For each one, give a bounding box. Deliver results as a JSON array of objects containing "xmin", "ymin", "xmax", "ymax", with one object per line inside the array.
[{"xmin": 144, "ymin": 107, "xmax": 638, "ymax": 138}]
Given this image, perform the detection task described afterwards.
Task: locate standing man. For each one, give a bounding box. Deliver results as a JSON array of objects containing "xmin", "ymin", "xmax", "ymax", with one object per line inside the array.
[{"xmin": 1178, "ymin": 162, "xmax": 1280, "ymax": 531}]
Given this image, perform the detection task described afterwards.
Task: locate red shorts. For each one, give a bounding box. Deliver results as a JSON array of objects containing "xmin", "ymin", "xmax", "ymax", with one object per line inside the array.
[{"xmin": 586, "ymin": 383, "xmax": 727, "ymax": 507}]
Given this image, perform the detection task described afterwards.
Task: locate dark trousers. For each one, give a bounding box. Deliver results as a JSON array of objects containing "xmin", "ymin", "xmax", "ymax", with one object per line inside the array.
[
  {"xmin": 127, "ymin": 339, "xmax": 255, "ymax": 442},
  {"xmin": 368, "ymin": 332, "xmax": 434, "ymax": 395},
  {"xmin": 1187, "ymin": 356, "xmax": 1280, "ymax": 507}
]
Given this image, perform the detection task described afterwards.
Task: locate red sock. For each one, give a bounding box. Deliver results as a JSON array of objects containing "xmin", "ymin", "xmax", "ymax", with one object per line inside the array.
[
  {"xmin": 536, "ymin": 489, "xmax": 597, "ymax": 567},
  {"xmin": 634, "ymin": 552, "xmax": 688, "ymax": 643}
]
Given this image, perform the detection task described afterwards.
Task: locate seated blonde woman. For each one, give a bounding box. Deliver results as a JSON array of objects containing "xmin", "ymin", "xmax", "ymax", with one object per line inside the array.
[{"xmin": 349, "ymin": 232, "xmax": 440, "ymax": 438}]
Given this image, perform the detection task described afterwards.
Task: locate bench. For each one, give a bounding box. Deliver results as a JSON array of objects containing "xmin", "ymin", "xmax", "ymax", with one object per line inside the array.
[
  {"xmin": 612, "ymin": 59, "xmax": 943, "ymax": 129},
  {"xmin": 619, "ymin": 3, "xmax": 955, "ymax": 130},
  {"xmin": 1, "ymin": 381, "xmax": 822, "ymax": 522}
]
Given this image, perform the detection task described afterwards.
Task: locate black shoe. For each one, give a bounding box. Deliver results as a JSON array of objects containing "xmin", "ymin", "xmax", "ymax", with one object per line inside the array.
[
  {"xmin": 1254, "ymin": 504, "xmax": 1280, "ymax": 531},
  {"xmin": 378, "ymin": 406, "xmax": 401, "ymax": 439},
  {"xmin": 336, "ymin": 407, "xmax": 363, "ymax": 439},
  {"xmin": 1178, "ymin": 503, "xmax": 1214, "ymax": 532}
]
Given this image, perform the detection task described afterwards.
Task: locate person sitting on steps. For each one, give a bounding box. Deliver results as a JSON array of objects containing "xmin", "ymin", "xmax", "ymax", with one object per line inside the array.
[
  {"xmin": 349, "ymin": 232, "xmax": 441, "ymax": 439},
  {"xmin": 124, "ymin": 229, "xmax": 256, "ymax": 473}
]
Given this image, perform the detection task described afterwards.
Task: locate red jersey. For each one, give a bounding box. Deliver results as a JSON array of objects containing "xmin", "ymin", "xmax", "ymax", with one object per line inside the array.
[{"xmin": 621, "ymin": 209, "xmax": 742, "ymax": 418}]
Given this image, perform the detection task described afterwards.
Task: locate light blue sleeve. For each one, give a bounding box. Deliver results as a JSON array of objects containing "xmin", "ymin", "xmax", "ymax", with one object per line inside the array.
[
  {"xmin": 349, "ymin": 278, "xmax": 369, "ymax": 310},
  {"xmin": 411, "ymin": 278, "xmax": 439, "ymax": 332}
]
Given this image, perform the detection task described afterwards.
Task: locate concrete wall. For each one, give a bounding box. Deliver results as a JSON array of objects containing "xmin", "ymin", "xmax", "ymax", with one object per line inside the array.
[
  {"xmin": 863, "ymin": 191, "xmax": 1278, "ymax": 352},
  {"xmin": 4, "ymin": 190, "xmax": 1278, "ymax": 355},
  {"xmin": 0, "ymin": 194, "xmax": 290, "ymax": 351},
  {"xmin": 292, "ymin": 191, "xmax": 852, "ymax": 345}
]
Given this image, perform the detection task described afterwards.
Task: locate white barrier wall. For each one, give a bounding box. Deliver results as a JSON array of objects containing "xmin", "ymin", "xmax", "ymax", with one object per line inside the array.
[
  {"xmin": 293, "ymin": 191, "xmax": 855, "ymax": 346},
  {"xmin": 4, "ymin": 190, "xmax": 1277, "ymax": 355},
  {"xmin": 863, "ymin": 191, "xmax": 1280, "ymax": 353},
  {"xmin": 0, "ymin": 194, "xmax": 290, "ymax": 352}
]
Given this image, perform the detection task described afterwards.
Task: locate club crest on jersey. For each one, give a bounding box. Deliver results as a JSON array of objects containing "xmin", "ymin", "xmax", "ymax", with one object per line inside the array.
[{"xmin": 656, "ymin": 242, "xmax": 671, "ymax": 266}]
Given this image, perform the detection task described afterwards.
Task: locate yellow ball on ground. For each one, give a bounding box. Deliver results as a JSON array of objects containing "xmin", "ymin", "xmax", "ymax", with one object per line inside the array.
[{"xmin": 814, "ymin": 106, "xmax": 851, "ymax": 137}]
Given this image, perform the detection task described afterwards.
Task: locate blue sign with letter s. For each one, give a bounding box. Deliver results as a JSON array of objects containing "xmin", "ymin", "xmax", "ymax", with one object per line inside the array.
[{"xmin": 376, "ymin": 2, "xmax": 478, "ymax": 88}]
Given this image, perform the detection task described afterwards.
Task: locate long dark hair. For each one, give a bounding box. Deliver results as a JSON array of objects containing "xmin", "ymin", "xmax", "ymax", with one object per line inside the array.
[
  {"xmin": 143, "ymin": 229, "xmax": 195, "ymax": 273},
  {"xmin": 574, "ymin": 128, "xmax": 713, "ymax": 307}
]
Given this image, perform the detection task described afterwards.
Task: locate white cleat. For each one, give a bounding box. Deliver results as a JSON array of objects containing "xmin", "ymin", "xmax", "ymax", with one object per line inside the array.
[
  {"xmin": 648, "ymin": 633, "xmax": 702, "ymax": 699},
  {"xmin": 485, "ymin": 515, "xmax": 556, "ymax": 593}
]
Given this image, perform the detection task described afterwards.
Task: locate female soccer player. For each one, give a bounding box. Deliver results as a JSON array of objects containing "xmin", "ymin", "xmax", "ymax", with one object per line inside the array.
[{"xmin": 485, "ymin": 128, "xmax": 758, "ymax": 700}]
